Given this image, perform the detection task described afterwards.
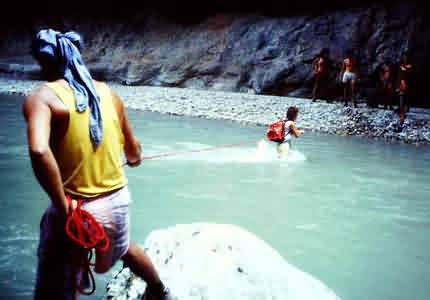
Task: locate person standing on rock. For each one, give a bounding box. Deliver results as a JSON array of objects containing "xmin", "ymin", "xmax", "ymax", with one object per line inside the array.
[
  {"xmin": 397, "ymin": 53, "xmax": 413, "ymax": 125},
  {"xmin": 340, "ymin": 49, "xmax": 358, "ymax": 107},
  {"xmin": 312, "ymin": 48, "xmax": 330, "ymax": 102},
  {"xmin": 25, "ymin": 29, "xmax": 172, "ymax": 300}
]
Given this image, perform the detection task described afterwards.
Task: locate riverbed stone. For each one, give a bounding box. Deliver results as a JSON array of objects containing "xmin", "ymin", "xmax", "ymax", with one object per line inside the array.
[{"xmin": 105, "ymin": 223, "xmax": 341, "ymax": 300}]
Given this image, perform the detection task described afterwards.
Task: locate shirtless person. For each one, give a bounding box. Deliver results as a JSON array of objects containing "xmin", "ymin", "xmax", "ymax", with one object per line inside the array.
[
  {"xmin": 397, "ymin": 54, "xmax": 413, "ymax": 125},
  {"xmin": 340, "ymin": 49, "xmax": 358, "ymax": 107},
  {"xmin": 379, "ymin": 63, "xmax": 394, "ymax": 110},
  {"xmin": 312, "ymin": 48, "xmax": 330, "ymax": 102}
]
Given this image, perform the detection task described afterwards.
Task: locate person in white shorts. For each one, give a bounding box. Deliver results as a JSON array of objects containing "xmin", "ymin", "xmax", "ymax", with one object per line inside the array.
[{"xmin": 340, "ymin": 49, "xmax": 358, "ymax": 107}]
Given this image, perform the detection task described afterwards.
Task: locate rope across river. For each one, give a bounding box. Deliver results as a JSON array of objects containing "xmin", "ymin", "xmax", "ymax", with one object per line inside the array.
[{"xmin": 122, "ymin": 140, "xmax": 257, "ymax": 166}]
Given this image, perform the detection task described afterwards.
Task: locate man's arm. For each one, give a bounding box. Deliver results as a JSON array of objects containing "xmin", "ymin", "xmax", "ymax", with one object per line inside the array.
[
  {"xmin": 312, "ymin": 58, "xmax": 318, "ymax": 72},
  {"xmin": 110, "ymin": 89, "xmax": 142, "ymax": 167},
  {"xmin": 23, "ymin": 89, "xmax": 69, "ymax": 217}
]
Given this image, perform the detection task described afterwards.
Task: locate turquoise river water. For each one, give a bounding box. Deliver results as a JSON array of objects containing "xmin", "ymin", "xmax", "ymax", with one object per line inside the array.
[{"xmin": 0, "ymin": 93, "xmax": 429, "ymax": 299}]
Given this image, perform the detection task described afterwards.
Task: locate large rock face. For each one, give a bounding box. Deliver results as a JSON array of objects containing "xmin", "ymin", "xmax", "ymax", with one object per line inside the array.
[
  {"xmin": 106, "ymin": 223, "xmax": 340, "ymax": 300},
  {"xmin": 0, "ymin": 1, "xmax": 428, "ymax": 105}
]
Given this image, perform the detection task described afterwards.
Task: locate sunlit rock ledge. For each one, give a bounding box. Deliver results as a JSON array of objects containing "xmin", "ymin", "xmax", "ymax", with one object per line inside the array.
[{"xmin": 106, "ymin": 223, "xmax": 340, "ymax": 300}]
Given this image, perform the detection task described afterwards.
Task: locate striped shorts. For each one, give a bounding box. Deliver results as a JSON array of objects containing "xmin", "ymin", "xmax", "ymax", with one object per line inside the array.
[{"xmin": 34, "ymin": 186, "xmax": 131, "ymax": 299}]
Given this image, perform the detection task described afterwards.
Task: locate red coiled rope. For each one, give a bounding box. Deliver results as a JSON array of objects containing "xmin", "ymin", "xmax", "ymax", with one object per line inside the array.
[{"xmin": 65, "ymin": 195, "xmax": 110, "ymax": 295}]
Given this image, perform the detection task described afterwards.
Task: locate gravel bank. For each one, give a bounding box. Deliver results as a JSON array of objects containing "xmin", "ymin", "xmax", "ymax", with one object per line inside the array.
[{"xmin": 1, "ymin": 78, "xmax": 430, "ymax": 145}]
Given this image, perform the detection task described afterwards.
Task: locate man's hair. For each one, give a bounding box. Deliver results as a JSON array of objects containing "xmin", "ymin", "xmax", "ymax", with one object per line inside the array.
[{"xmin": 286, "ymin": 106, "xmax": 299, "ymax": 121}]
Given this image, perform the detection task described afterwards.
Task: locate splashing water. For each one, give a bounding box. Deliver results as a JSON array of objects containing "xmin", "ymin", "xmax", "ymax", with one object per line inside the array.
[
  {"xmin": 143, "ymin": 140, "xmax": 306, "ymax": 163},
  {"xmin": 250, "ymin": 139, "xmax": 307, "ymax": 163}
]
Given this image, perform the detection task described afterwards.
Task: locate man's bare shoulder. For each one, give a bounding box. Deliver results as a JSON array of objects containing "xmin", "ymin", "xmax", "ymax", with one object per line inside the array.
[
  {"xmin": 96, "ymin": 81, "xmax": 125, "ymax": 119},
  {"xmin": 23, "ymin": 83, "xmax": 61, "ymax": 119},
  {"xmin": 93, "ymin": 81, "xmax": 119, "ymax": 99},
  {"xmin": 24, "ymin": 84, "xmax": 53, "ymax": 106},
  {"xmin": 103, "ymin": 83, "xmax": 123, "ymax": 104},
  {"xmin": 25, "ymin": 84, "xmax": 53, "ymax": 102}
]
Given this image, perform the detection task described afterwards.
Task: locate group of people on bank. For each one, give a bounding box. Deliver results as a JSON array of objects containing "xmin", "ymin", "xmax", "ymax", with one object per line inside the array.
[{"xmin": 311, "ymin": 48, "xmax": 414, "ymax": 125}]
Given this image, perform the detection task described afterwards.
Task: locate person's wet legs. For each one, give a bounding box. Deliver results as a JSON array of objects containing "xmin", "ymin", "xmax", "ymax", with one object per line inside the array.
[
  {"xmin": 387, "ymin": 85, "xmax": 394, "ymax": 110},
  {"xmin": 312, "ymin": 79, "xmax": 318, "ymax": 102},
  {"xmin": 122, "ymin": 243, "xmax": 173, "ymax": 299},
  {"xmin": 351, "ymin": 80, "xmax": 357, "ymax": 107},
  {"xmin": 122, "ymin": 243, "xmax": 163, "ymax": 290},
  {"xmin": 277, "ymin": 142, "xmax": 290, "ymax": 159},
  {"xmin": 343, "ymin": 82, "xmax": 349, "ymax": 106},
  {"xmin": 34, "ymin": 208, "xmax": 81, "ymax": 300},
  {"xmin": 399, "ymin": 94, "xmax": 406, "ymax": 125}
]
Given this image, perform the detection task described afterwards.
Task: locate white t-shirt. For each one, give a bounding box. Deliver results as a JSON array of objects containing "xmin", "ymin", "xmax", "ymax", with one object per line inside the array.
[{"xmin": 284, "ymin": 120, "xmax": 294, "ymax": 141}]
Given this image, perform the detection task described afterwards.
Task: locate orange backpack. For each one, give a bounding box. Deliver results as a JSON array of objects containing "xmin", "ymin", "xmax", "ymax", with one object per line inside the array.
[{"xmin": 266, "ymin": 120, "xmax": 285, "ymax": 142}]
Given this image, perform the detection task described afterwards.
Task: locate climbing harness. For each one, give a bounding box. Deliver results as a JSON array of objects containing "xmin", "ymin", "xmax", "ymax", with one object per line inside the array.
[{"xmin": 65, "ymin": 194, "xmax": 110, "ymax": 295}]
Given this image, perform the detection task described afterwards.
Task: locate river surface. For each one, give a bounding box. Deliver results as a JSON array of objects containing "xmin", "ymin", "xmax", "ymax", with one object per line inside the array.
[{"xmin": 0, "ymin": 93, "xmax": 429, "ymax": 299}]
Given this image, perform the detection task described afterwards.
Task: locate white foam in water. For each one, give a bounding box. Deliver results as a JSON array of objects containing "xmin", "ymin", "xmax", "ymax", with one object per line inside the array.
[
  {"xmin": 248, "ymin": 140, "xmax": 307, "ymax": 163},
  {"xmin": 152, "ymin": 139, "xmax": 307, "ymax": 163}
]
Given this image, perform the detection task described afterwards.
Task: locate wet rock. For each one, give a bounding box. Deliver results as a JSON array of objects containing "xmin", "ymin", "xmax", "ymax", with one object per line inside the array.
[{"xmin": 106, "ymin": 223, "xmax": 340, "ymax": 300}]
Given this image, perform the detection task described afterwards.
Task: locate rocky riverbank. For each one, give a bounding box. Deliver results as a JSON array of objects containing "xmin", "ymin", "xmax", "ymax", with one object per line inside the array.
[{"xmin": 1, "ymin": 78, "xmax": 430, "ymax": 145}]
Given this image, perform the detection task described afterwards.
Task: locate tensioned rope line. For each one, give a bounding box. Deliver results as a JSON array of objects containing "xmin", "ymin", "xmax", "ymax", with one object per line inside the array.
[{"xmin": 122, "ymin": 140, "xmax": 257, "ymax": 166}]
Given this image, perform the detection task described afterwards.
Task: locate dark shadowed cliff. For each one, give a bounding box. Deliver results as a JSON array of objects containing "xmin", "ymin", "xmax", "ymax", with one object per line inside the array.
[{"xmin": 0, "ymin": 1, "xmax": 428, "ymax": 106}]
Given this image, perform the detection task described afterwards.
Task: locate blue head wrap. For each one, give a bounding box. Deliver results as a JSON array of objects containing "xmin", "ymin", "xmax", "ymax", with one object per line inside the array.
[{"xmin": 34, "ymin": 29, "xmax": 103, "ymax": 146}]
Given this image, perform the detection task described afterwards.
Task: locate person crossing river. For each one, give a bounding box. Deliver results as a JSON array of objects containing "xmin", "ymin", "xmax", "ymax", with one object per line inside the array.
[
  {"xmin": 267, "ymin": 106, "xmax": 304, "ymax": 159},
  {"xmin": 24, "ymin": 29, "xmax": 172, "ymax": 300}
]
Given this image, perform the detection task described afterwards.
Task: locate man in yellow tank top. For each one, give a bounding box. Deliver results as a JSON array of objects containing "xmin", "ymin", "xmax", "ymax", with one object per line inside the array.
[{"xmin": 24, "ymin": 29, "xmax": 171, "ymax": 300}]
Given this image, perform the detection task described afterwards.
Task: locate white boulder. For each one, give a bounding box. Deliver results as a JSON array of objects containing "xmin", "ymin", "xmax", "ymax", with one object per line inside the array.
[{"xmin": 106, "ymin": 223, "xmax": 340, "ymax": 300}]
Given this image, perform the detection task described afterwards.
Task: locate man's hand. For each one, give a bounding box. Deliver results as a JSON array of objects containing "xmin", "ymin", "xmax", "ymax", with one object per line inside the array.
[
  {"xmin": 53, "ymin": 194, "xmax": 71, "ymax": 219},
  {"xmin": 126, "ymin": 158, "xmax": 142, "ymax": 168},
  {"xmin": 125, "ymin": 139, "xmax": 142, "ymax": 167}
]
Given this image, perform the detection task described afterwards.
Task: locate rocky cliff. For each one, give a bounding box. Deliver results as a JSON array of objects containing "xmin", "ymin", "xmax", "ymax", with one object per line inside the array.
[{"xmin": 0, "ymin": 1, "xmax": 428, "ymax": 106}]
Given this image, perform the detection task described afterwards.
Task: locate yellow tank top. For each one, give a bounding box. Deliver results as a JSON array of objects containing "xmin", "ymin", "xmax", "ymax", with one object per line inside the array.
[{"xmin": 46, "ymin": 81, "xmax": 127, "ymax": 198}]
